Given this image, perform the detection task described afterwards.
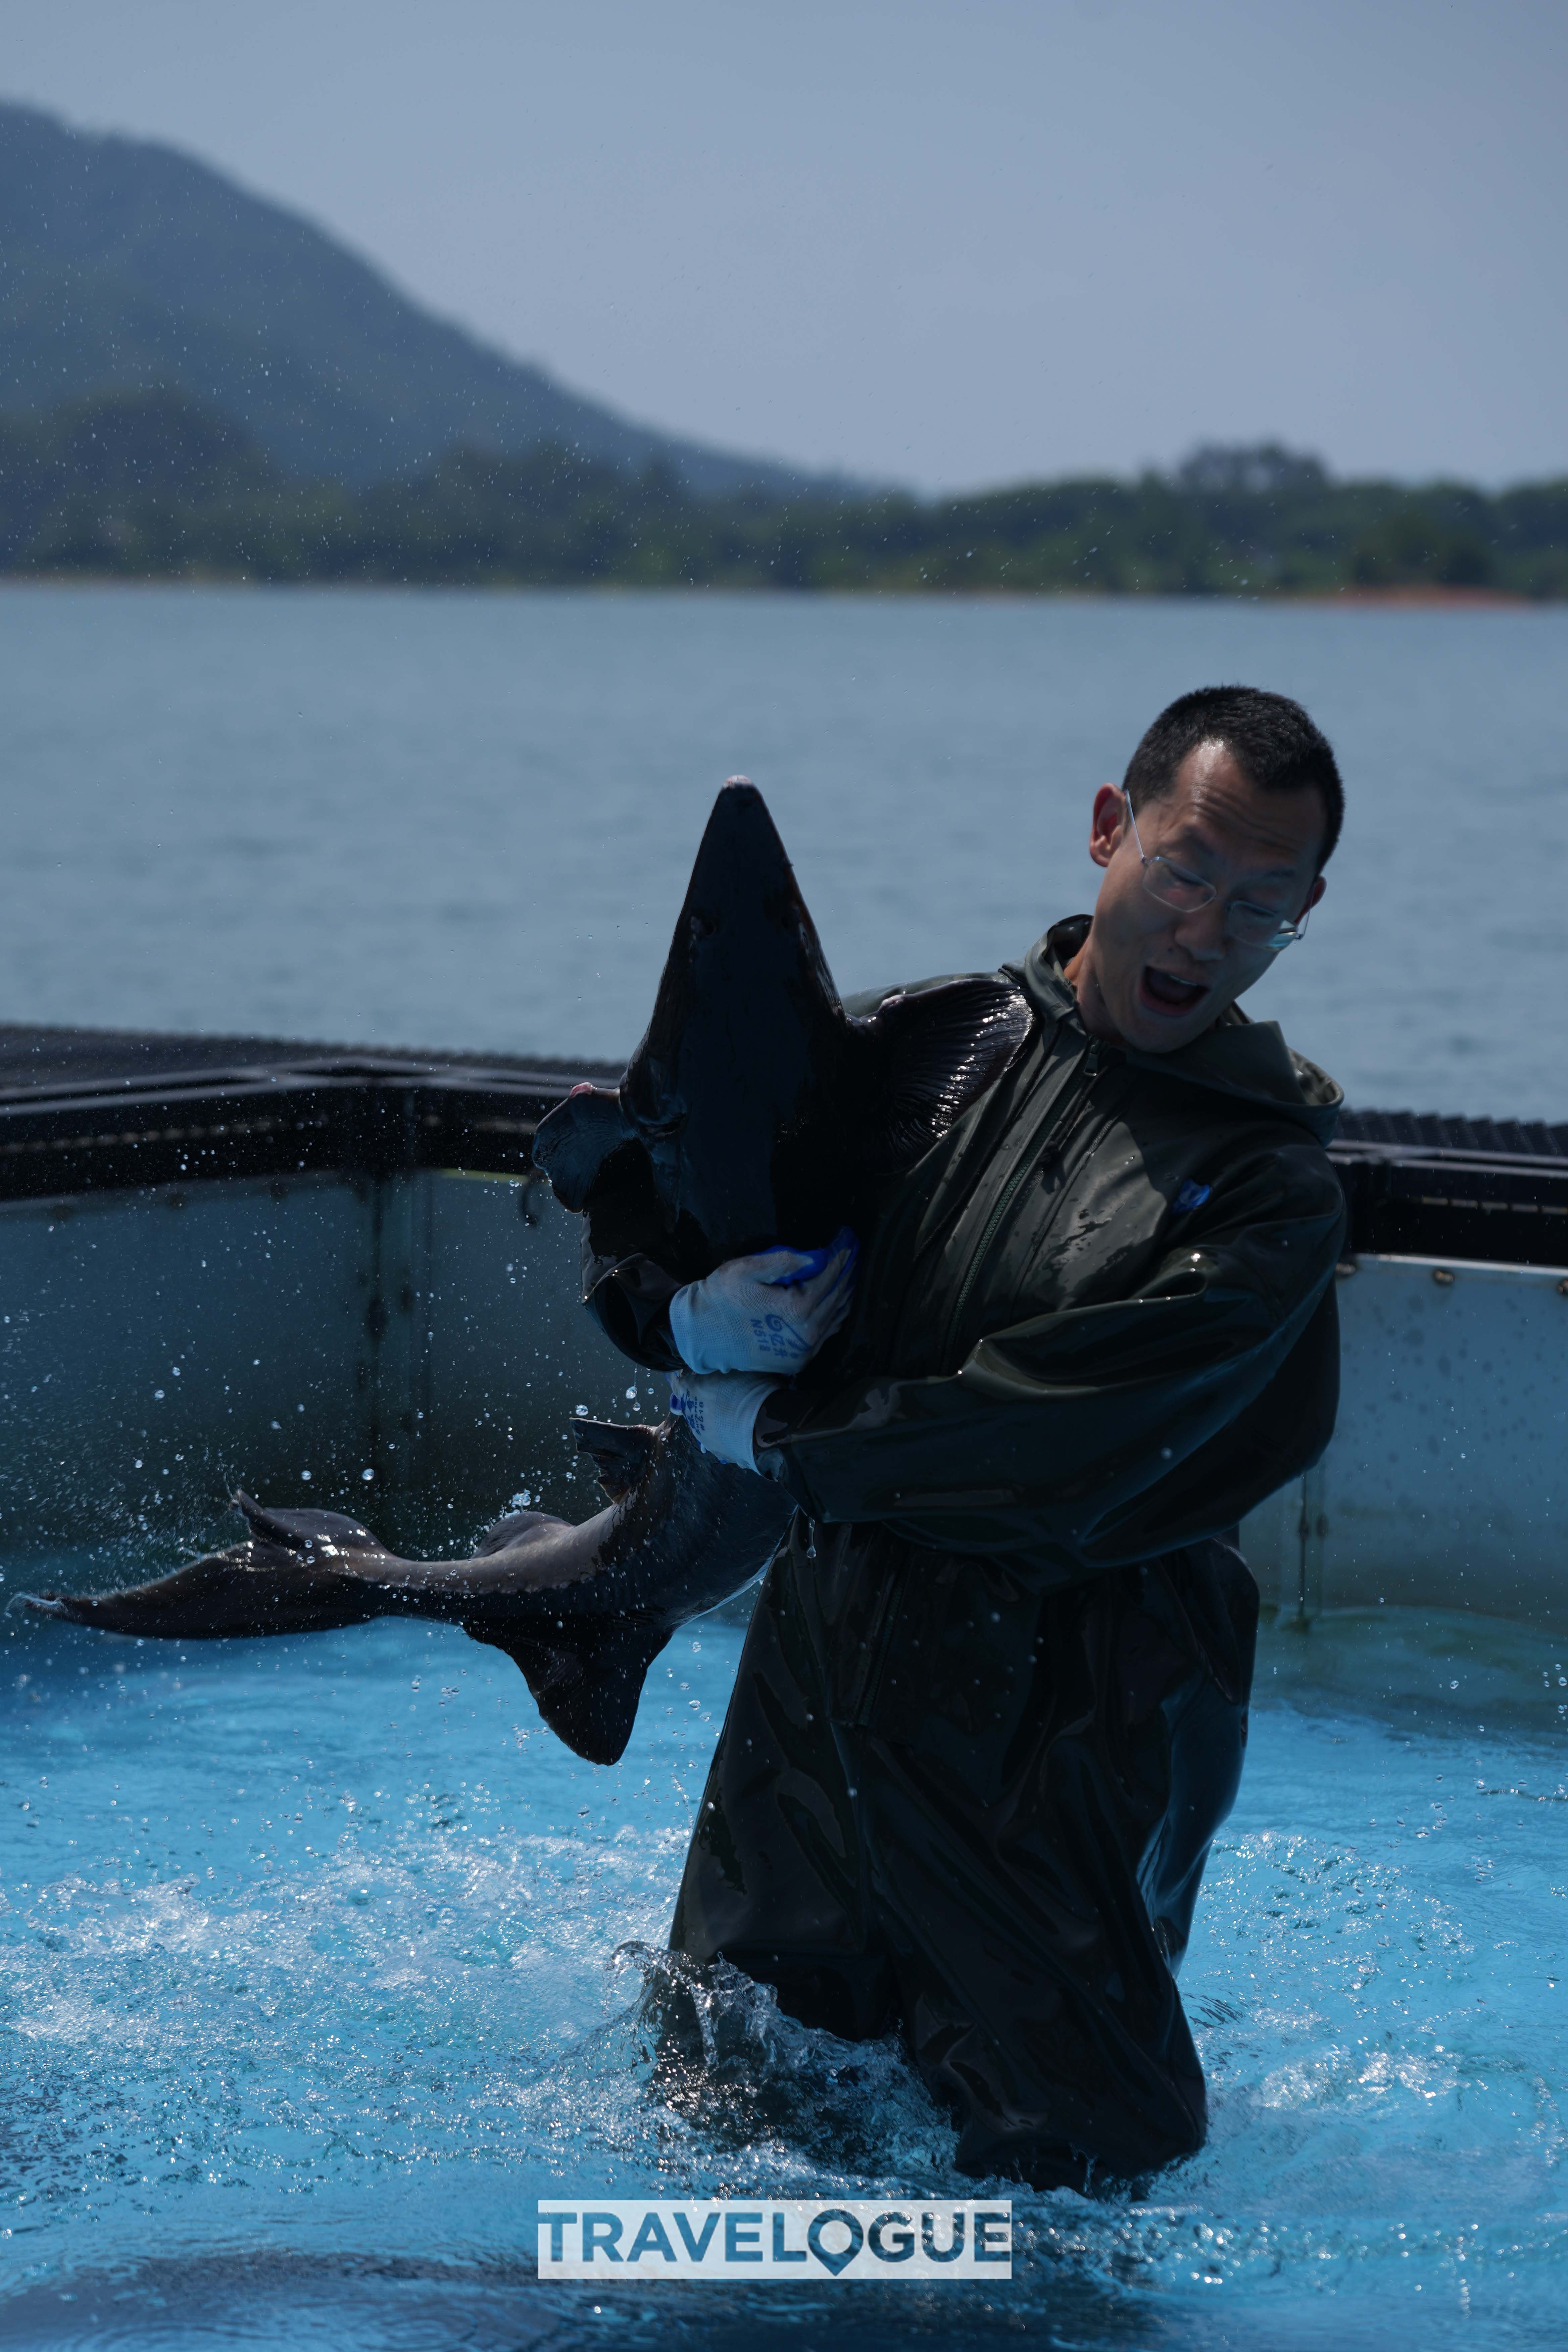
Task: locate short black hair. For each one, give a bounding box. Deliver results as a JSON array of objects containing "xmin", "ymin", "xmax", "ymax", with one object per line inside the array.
[{"xmin": 1122, "ymin": 684, "xmax": 1344, "ymax": 867}]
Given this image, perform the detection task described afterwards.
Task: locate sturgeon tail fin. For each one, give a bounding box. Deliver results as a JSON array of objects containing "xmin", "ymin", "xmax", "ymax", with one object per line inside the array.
[
  {"xmin": 19, "ymin": 1542, "xmax": 384, "ymax": 1640},
  {"xmin": 19, "ymin": 1491, "xmax": 398, "ymax": 1639}
]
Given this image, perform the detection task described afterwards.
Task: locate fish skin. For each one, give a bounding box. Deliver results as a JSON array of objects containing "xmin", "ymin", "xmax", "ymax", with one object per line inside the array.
[{"xmin": 23, "ymin": 1416, "xmax": 792, "ymax": 1765}]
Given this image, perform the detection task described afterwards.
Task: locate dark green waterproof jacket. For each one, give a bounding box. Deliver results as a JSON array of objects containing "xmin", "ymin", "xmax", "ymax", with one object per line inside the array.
[{"xmin": 751, "ymin": 916, "xmax": 1346, "ymax": 1581}]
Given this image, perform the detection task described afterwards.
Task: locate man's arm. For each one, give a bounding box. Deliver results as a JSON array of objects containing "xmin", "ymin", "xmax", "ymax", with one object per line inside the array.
[{"xmin": 754, "ymin": 1135, "xmax": 1346, "ymax": 1570}]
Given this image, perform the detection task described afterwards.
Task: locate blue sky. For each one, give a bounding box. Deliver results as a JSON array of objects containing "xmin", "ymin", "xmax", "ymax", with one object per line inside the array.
[{"xmin": 6, "ymin": 0, "xmax": 1564, "ymax": 490}]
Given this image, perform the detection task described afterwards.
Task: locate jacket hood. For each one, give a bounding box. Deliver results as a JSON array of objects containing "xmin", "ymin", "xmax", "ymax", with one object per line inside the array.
[{"xmin": 1013, "ymin": 917, "xmax": 1343, "ymax": 1145}]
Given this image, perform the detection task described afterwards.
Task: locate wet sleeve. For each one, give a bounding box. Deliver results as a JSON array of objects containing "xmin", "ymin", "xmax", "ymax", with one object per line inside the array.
[{"xmin": 753, "ymin": 1137, "xmax": 1346, "ymax": 1568}]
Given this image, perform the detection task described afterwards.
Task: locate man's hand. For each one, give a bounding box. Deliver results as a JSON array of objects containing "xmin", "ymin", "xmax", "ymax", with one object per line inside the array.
[
  {"xmin": 667, "ymin": 1370, "xmax": 781, "ymax": 1473},
  {"xmin": 669, "ymin": 1227, "xmax": 858, "ymax": 1376}
]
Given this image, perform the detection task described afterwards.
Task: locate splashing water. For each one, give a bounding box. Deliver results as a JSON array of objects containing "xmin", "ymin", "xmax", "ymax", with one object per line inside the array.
[{"xmin": 1, "ymin": 1591, "xmax": 1565, "ymax": 2351}]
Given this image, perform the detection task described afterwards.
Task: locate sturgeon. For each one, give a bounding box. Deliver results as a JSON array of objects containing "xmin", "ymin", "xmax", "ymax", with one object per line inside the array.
[
  {"xmin": 27, "ymin": 1418, "xmax": 789, "ymax": 1766},
  {"xmin": 26, "ymin": 780, "xmax": 1030, "ymax": 1763}
]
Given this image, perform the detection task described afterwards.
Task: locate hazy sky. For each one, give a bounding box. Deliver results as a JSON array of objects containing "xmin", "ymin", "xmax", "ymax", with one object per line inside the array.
[{"xmin": 5, "ymin": 0, "xmax": 1564, "ymax": 490}]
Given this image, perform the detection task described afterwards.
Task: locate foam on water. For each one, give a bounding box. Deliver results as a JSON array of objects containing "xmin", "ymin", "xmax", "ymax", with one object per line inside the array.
[{"xmin": 1, "ymin": 1596, "xmax": 1565, "ymax": 2350}]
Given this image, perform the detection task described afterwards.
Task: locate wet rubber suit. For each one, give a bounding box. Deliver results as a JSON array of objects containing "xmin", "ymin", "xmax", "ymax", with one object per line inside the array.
[{"xmin": 604, "ymin": 918, "xmax": 1346, "ymax": 2190}]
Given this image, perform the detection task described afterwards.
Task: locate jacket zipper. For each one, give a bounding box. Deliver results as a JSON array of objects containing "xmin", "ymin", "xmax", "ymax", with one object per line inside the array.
[{"xmin": 940, "ymin": 1037, "xmax": 1103, "ymax": 1368}]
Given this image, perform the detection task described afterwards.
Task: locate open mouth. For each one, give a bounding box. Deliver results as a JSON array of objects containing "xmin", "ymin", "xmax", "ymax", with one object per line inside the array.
[{"xmin": 1140, "ymin": 966, "xmax": 1210, "ymax": 1016}]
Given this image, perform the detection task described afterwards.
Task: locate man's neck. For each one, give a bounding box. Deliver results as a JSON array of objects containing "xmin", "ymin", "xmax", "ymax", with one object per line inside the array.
[{"xmin": 1061, "ymin": 931, "xmax": 1125, "ymax": 1045}]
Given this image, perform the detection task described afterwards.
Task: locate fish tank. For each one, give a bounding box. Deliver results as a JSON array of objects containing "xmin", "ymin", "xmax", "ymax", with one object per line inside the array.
[{"xmin": 2, "ymin": 1024, "xmax": 1566, "ymax": 2351}]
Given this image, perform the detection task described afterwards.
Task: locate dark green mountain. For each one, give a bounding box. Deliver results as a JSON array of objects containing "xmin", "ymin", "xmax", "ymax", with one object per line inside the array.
[
  {"xmin": 4, "ymin": 388, "xmax": 1564, "ymax": 595},
  {"xmin": 0, "ymin": 99, "xmax": 844, "ymax": 495}
]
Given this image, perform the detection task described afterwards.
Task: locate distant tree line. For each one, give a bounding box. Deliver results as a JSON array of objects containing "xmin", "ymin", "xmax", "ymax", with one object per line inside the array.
[{"xmin": 2, "ymin": 389, "xmax": 1565, "ymax": 598}]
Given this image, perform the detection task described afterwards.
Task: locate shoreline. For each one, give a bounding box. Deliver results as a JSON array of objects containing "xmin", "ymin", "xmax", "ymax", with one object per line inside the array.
[
  {"xmin": 0, "ymin": 575, "xmax": 1552, "ymax": 606},
  {"xmin": 1292, "ymin": 585, "xmax": 1531, "ymax": 608}
]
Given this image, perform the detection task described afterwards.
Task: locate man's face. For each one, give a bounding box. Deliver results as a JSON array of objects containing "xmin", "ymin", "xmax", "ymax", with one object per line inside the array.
[{"xmin": 1075, "ymin": 739, "xmax": 1328, "ymax": 1054}]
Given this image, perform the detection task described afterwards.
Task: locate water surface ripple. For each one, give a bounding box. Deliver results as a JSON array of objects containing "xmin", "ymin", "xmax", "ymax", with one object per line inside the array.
[
  {"xmin": 2, "ymin": 1604, "xmax": 1565, "ymax": 2349},
  {"xmin": 0, "ymin": 587, "xmax": 1563, "ymax": 1118}
]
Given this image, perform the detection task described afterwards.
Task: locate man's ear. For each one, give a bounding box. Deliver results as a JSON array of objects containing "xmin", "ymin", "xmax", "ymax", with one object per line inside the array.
[
  {"xmin": 1305, "ymin": 873, "xmax": 1327, "ymax": 915},
  {"xmin": 1088, "ymin": 783, "xmax": 1125, "ymax": 872}
]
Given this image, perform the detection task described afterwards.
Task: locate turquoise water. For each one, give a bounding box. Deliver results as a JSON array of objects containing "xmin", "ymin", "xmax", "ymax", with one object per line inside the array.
[
  {"xmin": 3, "ymin": 1598, "xmax": 1565, "ymax": 2349},
  {"xmin": 0, "ymin": 586, "xmax": 1565, "ymax": 1118}
]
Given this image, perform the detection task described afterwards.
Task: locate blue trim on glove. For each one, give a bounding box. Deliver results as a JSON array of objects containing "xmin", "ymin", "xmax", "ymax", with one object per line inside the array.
[{"xmin": 669, "ymin": 1226, "xmax": 859, "ymax": 1376}]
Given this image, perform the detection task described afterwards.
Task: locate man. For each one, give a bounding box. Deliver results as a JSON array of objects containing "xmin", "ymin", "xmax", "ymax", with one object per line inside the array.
[{"xmin": 660, "ymin": 684, "xmax": 1346, "ymax": 2189}]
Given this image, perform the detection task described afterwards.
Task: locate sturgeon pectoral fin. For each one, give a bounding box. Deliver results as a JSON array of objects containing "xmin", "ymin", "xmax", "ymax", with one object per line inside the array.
[
  {"xmin": 461, "ymin": 1611, "xmax": 671, "ymax": 1766},
  {"xmin": 867, "ymin": 975, "xmax": 1032, "ymax": 1164}
]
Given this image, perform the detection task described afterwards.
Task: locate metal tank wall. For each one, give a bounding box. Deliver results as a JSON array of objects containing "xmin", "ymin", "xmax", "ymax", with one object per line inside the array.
[
  {"xmin": 0, "ymin": 1171, "xmax": 632, "ymax": 1578},
  {"xmin": 1241, "ymin": 1253, "xmax": 1568, "ymax": 1631},
  {"xmin": 1, "ymin": 1175, "xmax": 1564, "ymax": 1628}
]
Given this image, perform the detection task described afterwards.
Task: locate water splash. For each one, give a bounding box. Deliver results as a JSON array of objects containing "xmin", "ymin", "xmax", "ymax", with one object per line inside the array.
[{"xmin": 3, "ymin": 1600, "xmax": 1567, "ymax": 2349}]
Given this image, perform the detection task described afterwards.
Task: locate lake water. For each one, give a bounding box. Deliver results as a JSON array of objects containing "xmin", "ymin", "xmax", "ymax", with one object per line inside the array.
[
  {"xmin": 2, "ymin": 587, "xmax": 1567, "ymax": 2349},
  {"xmin": 0, "ymin": 585, "xmax": 1564, "ymax": 1117}
]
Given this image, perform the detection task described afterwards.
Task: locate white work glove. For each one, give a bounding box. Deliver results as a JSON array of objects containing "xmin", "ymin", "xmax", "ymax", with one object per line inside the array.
[
  {"xmin": 669, "ymin": 1226, "xmax": 858, "ymax": 1376},
  {"xmin": 667, "ymin": 1369, "xmax": 780, "ymax": 1473}
]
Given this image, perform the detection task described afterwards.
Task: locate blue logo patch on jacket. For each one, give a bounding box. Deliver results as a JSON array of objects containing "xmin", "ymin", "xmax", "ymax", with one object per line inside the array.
[{"xmin": 1172, "ymin": 1179, "xmax": 1211, "ymax": 1214}]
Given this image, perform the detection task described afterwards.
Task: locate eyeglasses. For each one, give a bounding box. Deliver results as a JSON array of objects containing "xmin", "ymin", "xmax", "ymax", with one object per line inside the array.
[{"xmin": 1122, "ymin": 790, "xmax": 1311, "ymax": 952}]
